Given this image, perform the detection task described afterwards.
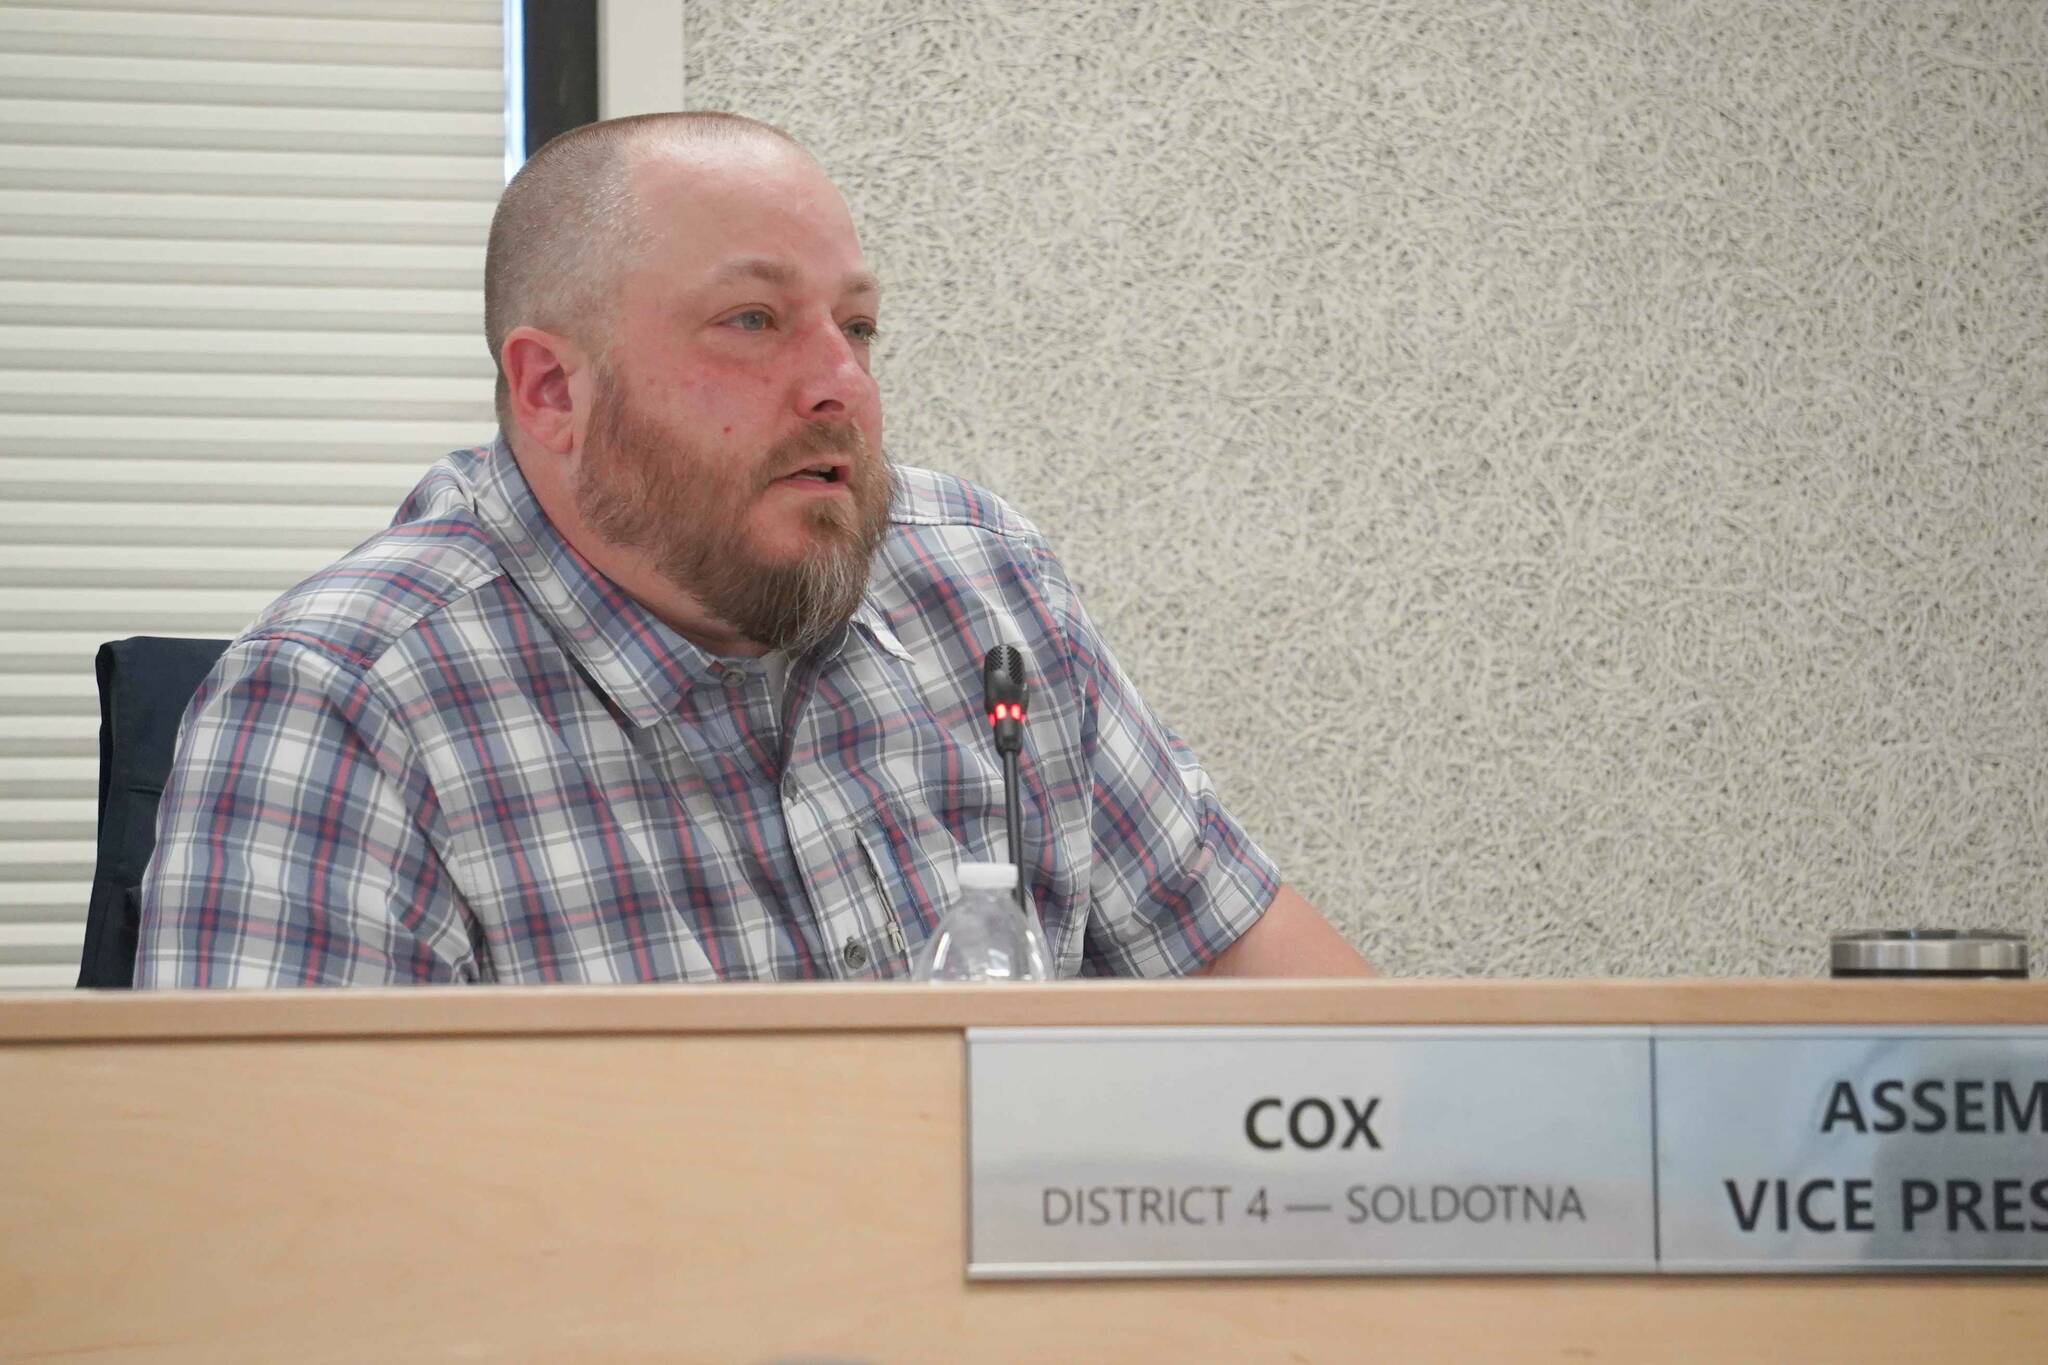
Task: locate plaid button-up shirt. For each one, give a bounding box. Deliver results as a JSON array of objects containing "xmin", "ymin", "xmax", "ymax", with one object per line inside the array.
[{"xmin": 136, "ymin": 440, "xmax": 1280, "ymax": 986}]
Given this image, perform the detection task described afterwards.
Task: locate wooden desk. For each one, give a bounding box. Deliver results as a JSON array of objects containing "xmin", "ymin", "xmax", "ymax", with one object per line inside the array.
[{"xmin": 4, "ymin": 980, "xmax": 2044, "ymax": 1361}]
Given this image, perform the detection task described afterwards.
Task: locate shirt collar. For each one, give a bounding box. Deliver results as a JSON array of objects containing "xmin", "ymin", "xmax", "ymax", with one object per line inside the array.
[
  {"xmin": 471, "ymin": 436, "xmax": 912, "ymax": 726},
  {"xmin": 851, "ymin": 598, "xmax": 915, "ymax": 662}
]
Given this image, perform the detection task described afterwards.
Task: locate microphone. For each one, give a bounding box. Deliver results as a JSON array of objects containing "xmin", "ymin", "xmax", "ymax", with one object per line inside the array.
[{"xmin": 981, "ymin": 645, "xmax": 1029, "ymax": 912}]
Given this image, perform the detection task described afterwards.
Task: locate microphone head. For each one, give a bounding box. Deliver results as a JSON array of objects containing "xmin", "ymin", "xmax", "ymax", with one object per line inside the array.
[
  {"xmin": 983, "ymin": 645, "xmax": 1026, "ymax": 707},
  {"xmin": 983, "ymin": 646, "xmax": 1027, "ymax": 754}
]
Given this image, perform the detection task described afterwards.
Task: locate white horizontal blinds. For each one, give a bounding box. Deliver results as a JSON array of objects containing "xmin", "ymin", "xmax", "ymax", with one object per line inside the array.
[{"xmin": 0, "ymin": 0, "xmax": 505, "ymax": 987}]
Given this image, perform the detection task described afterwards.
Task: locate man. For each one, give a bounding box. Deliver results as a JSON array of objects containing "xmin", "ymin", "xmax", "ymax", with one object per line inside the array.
[{"xmin": 135, "ymin": 112, "xmax": 1371, "ymax": 986}]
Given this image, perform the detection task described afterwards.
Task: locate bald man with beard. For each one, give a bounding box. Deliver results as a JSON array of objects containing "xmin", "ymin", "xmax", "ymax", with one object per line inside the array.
[{"xmin": 136, "ymin": 112, "xmax": 1370, "ymax": 987}]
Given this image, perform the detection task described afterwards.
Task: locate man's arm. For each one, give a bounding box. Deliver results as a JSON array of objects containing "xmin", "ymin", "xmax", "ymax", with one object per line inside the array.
[
  {"xmin": 1199, "ymin": 884, "xmax": 1376, "ymax": 978},
  {"xmin": 1031, "ymin": 532, "xmax": 1361, "ymax": 980},
  {"xmin": 137, "ymin": 636, "xmax": 475, "ymax": 987}
]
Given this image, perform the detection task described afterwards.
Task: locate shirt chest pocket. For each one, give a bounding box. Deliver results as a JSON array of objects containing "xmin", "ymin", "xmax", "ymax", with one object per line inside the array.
[
  {"xmin": 849, "ymin": 817, "xmax": 961, "ymax": 977},
  {"xmin": 849, "ymin": 811, "xmax": 1084, "ymax": 980}
]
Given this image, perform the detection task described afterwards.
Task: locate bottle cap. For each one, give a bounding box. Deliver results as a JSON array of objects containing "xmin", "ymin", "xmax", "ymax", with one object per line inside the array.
[{"xmin": 957, "ymin": 860, "xmax": 1018, "ymax": 893}]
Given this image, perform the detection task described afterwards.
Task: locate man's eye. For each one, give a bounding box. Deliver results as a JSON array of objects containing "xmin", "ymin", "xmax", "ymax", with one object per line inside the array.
[
  {"xmin": 844, "ymin": 319, "xmax": 880, "ymax": 344},
  {"xmin": 726, "ymin": 309, "xmax": 772, "ymax": 332}
]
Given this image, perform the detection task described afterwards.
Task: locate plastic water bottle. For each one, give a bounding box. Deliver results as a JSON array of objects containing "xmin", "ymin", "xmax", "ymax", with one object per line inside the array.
[{"xmin": 912, "ymin": 860, "xmax": 1054, "ymax": 982}]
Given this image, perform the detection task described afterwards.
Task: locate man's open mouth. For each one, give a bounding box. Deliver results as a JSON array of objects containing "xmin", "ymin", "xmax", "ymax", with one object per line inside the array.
[{"xmin": 779, "ymin": 463, "xmax": 847, "ymax": 485}]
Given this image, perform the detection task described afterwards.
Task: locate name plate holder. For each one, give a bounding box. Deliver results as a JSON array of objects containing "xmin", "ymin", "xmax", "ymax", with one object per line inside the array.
[{"xmin": 965, "ymin": 1026, "xmax": 2048, "ymax": 1279}]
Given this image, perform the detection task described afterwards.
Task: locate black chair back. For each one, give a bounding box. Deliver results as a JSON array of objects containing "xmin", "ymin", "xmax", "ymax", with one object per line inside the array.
[{"xmin": 79, "ymin": 636, "xmax": 232, "ymax": 988}]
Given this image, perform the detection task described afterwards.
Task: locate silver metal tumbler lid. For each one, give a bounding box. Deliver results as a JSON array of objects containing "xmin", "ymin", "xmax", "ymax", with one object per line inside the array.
[{"xmin": 1830, "ymin": 929, "xmax": 2029, "ymax": 978}]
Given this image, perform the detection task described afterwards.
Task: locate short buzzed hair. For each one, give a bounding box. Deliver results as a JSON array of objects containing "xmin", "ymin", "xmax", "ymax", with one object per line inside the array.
[{"xmin": 483, "ymin": 111, "xmax": 804, "ymax": 428}]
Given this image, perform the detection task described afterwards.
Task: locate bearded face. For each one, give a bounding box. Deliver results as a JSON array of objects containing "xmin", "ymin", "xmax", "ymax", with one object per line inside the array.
[{"xmin": 573, "ymin": 362, "xmax": 895, "ymax": 654}]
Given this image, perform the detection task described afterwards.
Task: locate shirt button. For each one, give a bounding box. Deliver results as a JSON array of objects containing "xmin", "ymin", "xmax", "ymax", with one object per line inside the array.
[
  {"xmin": 721, "ymin": 669, "xmax": 746, "ymax": 689},
  {"xmin": 842, "ymin": 937, "xmax": 869, "ymax": 971}
]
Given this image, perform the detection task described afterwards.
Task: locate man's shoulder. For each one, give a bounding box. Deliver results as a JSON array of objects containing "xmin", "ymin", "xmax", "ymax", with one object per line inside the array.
[
  {"xmin": 885, "ymin": 464, "xmax": 1052, "ymax": 551},
  {"xmin": 239, "ymin": 451, "xmax": 507, "ymax": 674},
  {"xmin": 872, "ymin": 466, "xmax": 1082, "ymax": 649}
]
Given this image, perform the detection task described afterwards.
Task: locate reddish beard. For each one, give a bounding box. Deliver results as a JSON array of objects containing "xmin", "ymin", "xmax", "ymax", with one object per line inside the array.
[{"xmin": 575, "ymin": 370, "xmax": 894, "ymax": 652}]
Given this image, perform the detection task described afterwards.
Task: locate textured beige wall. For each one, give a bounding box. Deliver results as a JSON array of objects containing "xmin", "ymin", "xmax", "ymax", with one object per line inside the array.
[{"xmin": 679, "ymin": 1, "xmax": 2048, "ymax": 977}]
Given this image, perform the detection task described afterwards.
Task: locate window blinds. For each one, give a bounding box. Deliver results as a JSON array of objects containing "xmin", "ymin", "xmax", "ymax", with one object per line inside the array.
[{"xmin": 0, "ymin": 0, "xmax": 506, "ymax": 987}]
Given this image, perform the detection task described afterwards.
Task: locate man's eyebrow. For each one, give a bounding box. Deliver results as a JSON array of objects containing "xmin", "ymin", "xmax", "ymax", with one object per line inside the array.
[
  {"xmin": 702, "ymin": 257, "xmax": 881, "ymax": 299},
  {"xmin": 703, "ymin": 258, "xmax": 798, "ymax": 289}
]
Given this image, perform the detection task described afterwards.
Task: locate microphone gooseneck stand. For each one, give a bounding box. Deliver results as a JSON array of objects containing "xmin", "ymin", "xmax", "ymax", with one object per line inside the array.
[{"xmin": 981, "ymin": 645, "xmax": 1030, "ymax": 914}]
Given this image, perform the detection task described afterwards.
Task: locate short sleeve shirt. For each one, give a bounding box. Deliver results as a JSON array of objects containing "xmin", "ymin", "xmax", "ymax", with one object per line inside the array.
[{"xmin": 135, "ymin": 440, "xmax": 1281, "ymax": 986}]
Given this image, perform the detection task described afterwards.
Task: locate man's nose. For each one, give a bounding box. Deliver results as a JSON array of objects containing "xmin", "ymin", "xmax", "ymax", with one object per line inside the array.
[{"xmin": 793, "ymin": 319, "xmax": 871, "ymax": 419}]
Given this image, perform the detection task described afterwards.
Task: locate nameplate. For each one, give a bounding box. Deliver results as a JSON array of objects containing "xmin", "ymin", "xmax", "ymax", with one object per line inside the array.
[
  {"xmin": 965, "ymin": 1026, "xmax": 2048, "ymax": 1279},
  {"xmin": 967, "ymin": 1027, "xmax": 1657, "ymax": 1278},
  {"xmin": 1657, "ymin": 1030, "xmax": 2048, "ymax": 1270}
]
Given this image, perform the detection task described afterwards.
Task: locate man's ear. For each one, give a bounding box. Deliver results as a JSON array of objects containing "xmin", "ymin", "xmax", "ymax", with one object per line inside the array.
[{"xmin": 501, "ymin": 326, "xmax": 589, "ymax": 455}]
